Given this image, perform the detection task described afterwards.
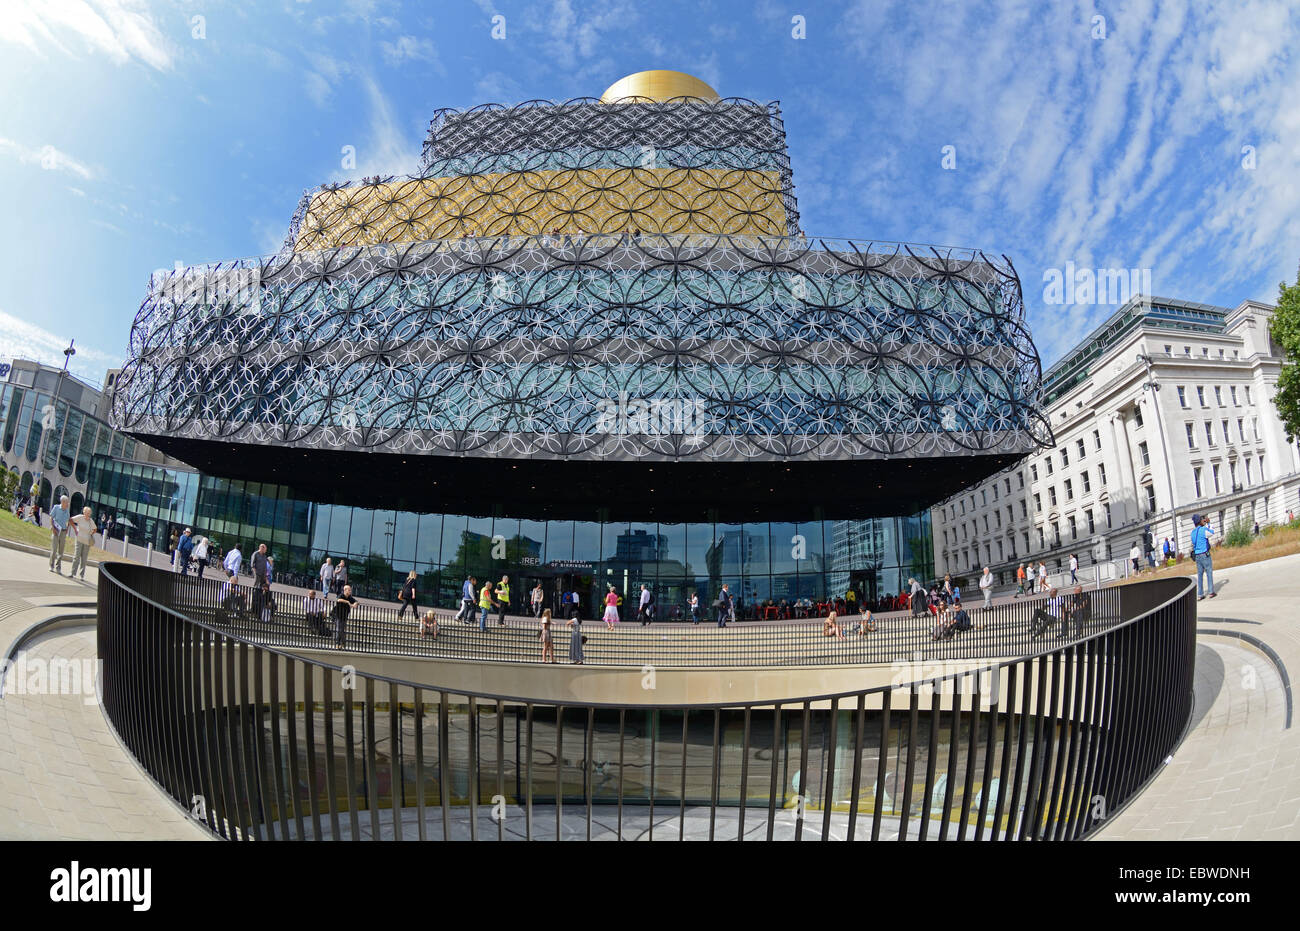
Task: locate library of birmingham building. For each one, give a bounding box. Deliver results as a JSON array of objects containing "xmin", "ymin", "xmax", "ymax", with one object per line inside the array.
[{"xmin": 101, "ymin": 71, "xmax": 1052, "ymax": 610}]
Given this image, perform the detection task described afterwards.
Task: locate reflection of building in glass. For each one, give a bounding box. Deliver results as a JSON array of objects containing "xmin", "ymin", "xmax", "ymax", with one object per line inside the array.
[{"xmin": 827, "ymin": 519, "xmax": 889, "ymax": 602}]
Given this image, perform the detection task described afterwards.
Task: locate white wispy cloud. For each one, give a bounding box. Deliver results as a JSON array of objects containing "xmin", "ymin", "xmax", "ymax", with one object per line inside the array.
[
  {"xmin": 380, "ymin": 34, "xmax": 443, "ymax": 73},
  {"xmin": 0, "ymin": 308, "xmax": 120, "ymax": 385},
  {"xmin": 0, "ymin": 0, "xmax": 174, "ymax": 71},
  {"xmin": 0, "ymin": 138, "xmax": 93, "ymax": 179},
  {"xmin": 328, "ymin": 73, "xmax": 422, "ymax": 181}
]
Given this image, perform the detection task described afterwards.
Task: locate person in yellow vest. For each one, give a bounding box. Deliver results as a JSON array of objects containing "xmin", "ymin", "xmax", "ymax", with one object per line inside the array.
[
  {"xmin": 496, "ymin": 574, "xmax": 510, "ymax": 627},
  {"xmin": 478, "ymin": 580, "xmax": 495, "ymax": 632}
]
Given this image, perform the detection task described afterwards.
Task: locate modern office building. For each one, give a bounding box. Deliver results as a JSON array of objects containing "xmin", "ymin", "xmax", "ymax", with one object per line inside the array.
[
  {"xmin": 101, "ymin": 70, "xmax": 1050, "ymax": 610},
  {"xmin": 931, "ymin": 295, "xmax": 1300, "ymax": 585},
  {"xmin": 0, "ymin": 357, "xmax": 179, "ymax": 515}
]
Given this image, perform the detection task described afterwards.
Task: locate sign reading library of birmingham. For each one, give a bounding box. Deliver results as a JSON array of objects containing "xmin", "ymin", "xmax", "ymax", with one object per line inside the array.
[{"xmin": 113, "ymin": 74, "xmax": 1052, "ymax": 466}]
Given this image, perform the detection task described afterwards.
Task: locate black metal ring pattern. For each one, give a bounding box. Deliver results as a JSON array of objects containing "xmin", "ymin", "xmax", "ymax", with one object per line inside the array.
[{"xmin": 113, "ymin": 233, "xmax": 1054, "ymax": 463}]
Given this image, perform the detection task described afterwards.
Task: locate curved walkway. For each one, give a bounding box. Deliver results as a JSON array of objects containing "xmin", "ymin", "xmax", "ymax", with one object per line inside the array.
[
  {"xmin": 0, "ymin": 547, "xmax": 208, "ymax": 840},
  {"xmin": 1096, "ymin": 552, "xmax": 1300, "ymax": 840}
]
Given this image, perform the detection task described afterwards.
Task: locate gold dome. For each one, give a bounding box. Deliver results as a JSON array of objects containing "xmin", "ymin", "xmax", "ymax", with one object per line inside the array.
[{"xmin": 600, "ymin": 70, "xmax": 720, "ymax": 103}]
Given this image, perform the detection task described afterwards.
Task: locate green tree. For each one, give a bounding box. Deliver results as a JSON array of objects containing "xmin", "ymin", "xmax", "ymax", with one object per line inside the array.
[{"xmin": 1269, "ymin": 265, "xmax": 1300, "ymax": 440}]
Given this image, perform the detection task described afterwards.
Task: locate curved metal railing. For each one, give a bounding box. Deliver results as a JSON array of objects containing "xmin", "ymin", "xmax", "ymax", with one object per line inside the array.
[{"xmin": 96, "ymin": 562, "xmax": 1195, "ymax": 840}]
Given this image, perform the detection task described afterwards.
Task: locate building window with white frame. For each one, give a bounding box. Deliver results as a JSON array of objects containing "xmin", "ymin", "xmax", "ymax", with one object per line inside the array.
[
  {"xmin": 1065, "ymin": 478, "xmax": 1073, "ymax": 500},
  {"xmin": 1230, "ymin": 385, "xmax": 1238, "ymax": 405},
  {"xmin": 1238, "ymin": 418, "xmax": 1245, "ymax": 442},
  {"xmin": 1145, "ymin": 484, "xmax": 1157, "ymax": 513},
  {"xmin": 1048, "ymin": 486, "xmax": 1057, "ymax": 507},
  {"xmin": 1086, "ymin": 508, "xmax": 1095, "ymax": 534},
  {"xmin": 1245, "ymin": 457, "xmax": 1253, "ymax": 484},
  {"xmin": 1034, "ymin": 493, "xmax": 1041, "ymax": 513},
  {"xmin": 1222, "ymin": 419, "xmax": 1230, "ymax": 446},
  {"xmin": 1205, "ymin": 422, "xmax": 1215, "ymax": 447},
  {"xmin": 1213, "ymin": 463, "xmax": 1221, "ymax": 494},
  {"xmin": 1194, "ymin": 466, "xmax": 1203, "ymax": 496},
  {"xmin": 1177, "ymin": 386, "xmax": 1187, "ymax": 408},
  {"xmin": 1215, "ymin": 386, "xmax": 1223, "ymax": 406},
  {"xmin": 1098, "ymin": 463, "xmax": 1107, "ymax": 485},
  {"xmin": 1082, "ymin": 470, "xmax": 1091, "ymax": 493},
  {"xmin": 1077, "ymin": 438, "xmax": 1086, "ymax": 459},
  {"xmin": 1061, "ymin": 447, "xmax": 1069, "ymax": 467},
  {"xmin": 1068, "ymin": 515, "xmax": 1077, "ymax": 540},
  {"xmin": 1186, "ymin": 422, "xmax": 1196, "ymax": 448},
  {"xmin": 1134, "ymin": 406, "xmax": 1144, "ymax": 428},
  {"xmin": 1245, "ymin": 385, "xmax": 1252, "ymax": 405},
  {"xmin": 1196, "ymin": 386, "xmax": 1205, "ymax": 406},
  {"xmin": 1092, "ymin": 429, "xmax": 1101, "ymax": 450},
  {"xmin": 1104, "ymin": 502, "xmax": 1112, "ymax": 528},
  {"xmin": 1138, "ymin": 441, "xmax": 1150, "ymax": 466}
]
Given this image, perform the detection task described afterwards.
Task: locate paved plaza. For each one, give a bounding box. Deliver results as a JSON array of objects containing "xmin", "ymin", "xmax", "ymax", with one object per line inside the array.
[{"xmin": 1, "ymin": 540, "xmax": 1297, "ymax": 840}]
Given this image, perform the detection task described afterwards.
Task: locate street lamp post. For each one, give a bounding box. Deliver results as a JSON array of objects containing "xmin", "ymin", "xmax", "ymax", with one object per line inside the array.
[{"xmin": 32, "ymin": 339, "xmax": 75, "ymax": 508}]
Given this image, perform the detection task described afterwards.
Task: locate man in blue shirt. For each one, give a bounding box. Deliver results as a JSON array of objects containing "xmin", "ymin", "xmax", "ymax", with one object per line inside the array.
[
  {"xmin": 456, "ymin": 576, "xmax": 476, "ymax": 622},
  {"xmin": 1190, "ymin": 514, "xmax": 1216, "ymax": 600},
  {"xmin": 48, "ymin": 494, "xmax": 70, "ymax": 574}
]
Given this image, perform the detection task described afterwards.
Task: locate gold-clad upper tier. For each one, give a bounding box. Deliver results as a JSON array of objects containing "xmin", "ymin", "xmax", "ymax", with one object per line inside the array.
[
  {"xmin": 600, "ymin": 70, "xmax": 720, "ymax": 103},
  {"xmin": 293, "ymin": 167, "xmax": 789, "ymax": 250}
]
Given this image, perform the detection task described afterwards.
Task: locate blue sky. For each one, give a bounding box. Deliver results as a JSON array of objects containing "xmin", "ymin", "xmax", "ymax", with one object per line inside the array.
[{"xmin": 1, "ymin": 0, "xmax": 1298, "ymax": 387}]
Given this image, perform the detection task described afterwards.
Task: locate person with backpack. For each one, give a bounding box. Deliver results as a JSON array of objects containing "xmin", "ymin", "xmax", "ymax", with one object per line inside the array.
[{"xmin": 1191, "ymin": 514, "xmax": 1217, "ymax": 600}]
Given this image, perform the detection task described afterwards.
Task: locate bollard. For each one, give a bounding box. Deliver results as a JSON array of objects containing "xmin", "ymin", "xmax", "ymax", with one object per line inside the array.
[{"xmin": 146, "ymin": 542, "xmax": 152, "ymax": 568}]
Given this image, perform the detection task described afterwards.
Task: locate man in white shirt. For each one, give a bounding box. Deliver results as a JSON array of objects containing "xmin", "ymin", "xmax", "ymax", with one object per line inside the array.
[
  {"xmin": 1037, "ymin": 562, "xmax": 1048, "ymax": 592},
  {"xmin": 48, "ymin": 494, "xmax": 71, "ymax": 574},
  {"xmin": 305, "ymin": 586, "xmax": 328, "ymax": 636},
  {"xmin": 69, "ymin": 507, "xmax": 97, "ymax": 580},
  {"xmin": 1069, "ymin": 553, "xmax": 1079, "ymax": 584},
  {"xmin": 223, "ymin": 544, "xmax": 243, "ymax": 577},
  {"xmin": 320, "ymin": 557, "xmax": 334, "ymax": 593},
  {"xmin": 978, "ymin": 566, "xmax": 993, "ymax": 609}
]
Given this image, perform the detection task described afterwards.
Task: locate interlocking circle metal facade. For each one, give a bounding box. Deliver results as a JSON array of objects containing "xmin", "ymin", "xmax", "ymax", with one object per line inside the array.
[{"xmin": 112, "ymin": 89, "xmax": 1051, "ymax": 478}]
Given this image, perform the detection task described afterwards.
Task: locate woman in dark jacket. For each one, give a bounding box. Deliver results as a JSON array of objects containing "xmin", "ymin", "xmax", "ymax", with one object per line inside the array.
[{"xmin": 397, "ymin": 570, "xmax": 417, "ymax": 619}]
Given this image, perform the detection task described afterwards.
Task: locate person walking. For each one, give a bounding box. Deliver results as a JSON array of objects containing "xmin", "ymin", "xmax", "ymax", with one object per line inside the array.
[
  {"xmin": 1191, "ymin": 514, "xmax": 1217, "ymax": 601},
  {"xmin": 193, "ymin": 535, "xmax": 210, "ymax": 577},
  {"xmin": 1162, "ymin": 538, "xmax": 1172, "ymax": 562},
  {"xmin": 602, "ymin": 584, "xmax": 620, "ymax": 629},
  {"xmin": 637, "ymin": 583, "xmax": 653, "ymax": 626},
  {"xmin": 979, "ymin": 566, "xmax": 993, "ymax": 610},
  {"xmin": 715, "ymin": 583, "xmax": 732, "ymax": 627},
  {"xmin": 320, "ymin": 557, "xmax": 334, "ymax": 594},
  {"xmin": 689, "ymin": 590, "xmax": 700, "ymax": 624},
  {"xmin": 531, "ymin": 582, "xmax": 544, "ymax": 618},
  {"xmin": 176, "ymin": 528, "xmax": 195, "ymax": 577},
  {"xmin": 1015, "ymin": 563, "xmax": 1026, "ymax": 597},
  {"xmin": 456, "ymin": 575, "xmax": 476, "ymax": 622},
  {"xmin": 495, "ymin": 575, "xmax": 511, "ymax": 626},
  {"xmin": 1129, "ymin": 540, "xmax": 1141, "ymax": 574},
  {"xmin": 1068, "ymin": 553, "xmax": 1078, "ymax": 585},
  {"xmin": 68, "ymin": 506, "xmax": 97, "ymax": 581},
  {"xmin": 1037, "ymin": 562, "xmax": 1048, "ymax": 592},
  {"xmin": 397, "ymin": 570, "xmax": 417, "ymax": 619},
  {"xmin": 566, "ymin": 612, "xmax": 584, "ymax": 664},
  {"xmin": 48, "ymin": 494, "xmax": 71, "ymax": 574},
  {"xmin": 478, "ymin": 579, "xmax": 496, "ymax": 632},
  {"xmin": 251, "ymin": 543, "xmax": 269, "ymax": 588},
  {"xmin": 335, "ymin": 559, "xmax": 348, "ymax": 596},
  {"xmin": 333, "ymin": 584, "xmax": 358, "ymax": 648},
  {"xmin": 223, "ymin": 543, "xmax": 243, "ymax": 578}
]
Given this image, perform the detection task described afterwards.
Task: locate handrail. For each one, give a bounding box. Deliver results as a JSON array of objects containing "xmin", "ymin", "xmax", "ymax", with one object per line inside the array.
[{"xmin": 94, "ymin": 561, "xmax": 1198, "ymax": 840}]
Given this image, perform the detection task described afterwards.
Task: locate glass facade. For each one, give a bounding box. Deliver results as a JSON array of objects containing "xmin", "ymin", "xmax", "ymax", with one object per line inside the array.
[
  {"xmin": 87, "ymin": 455, "xmax": 932, "ymax": 617},
  {"xmin": 0, "ymin": 381, "xmax": 137, "ymax": 510}
]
